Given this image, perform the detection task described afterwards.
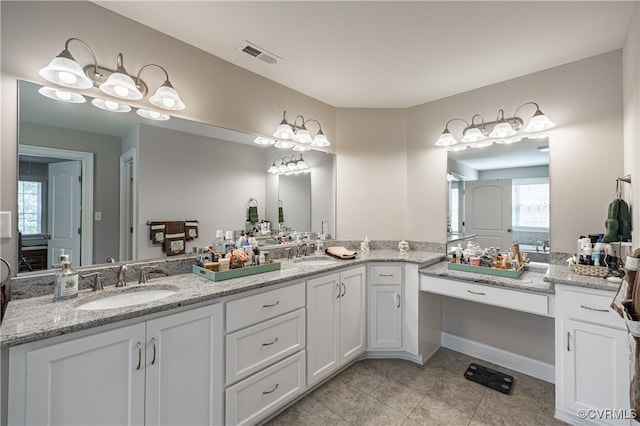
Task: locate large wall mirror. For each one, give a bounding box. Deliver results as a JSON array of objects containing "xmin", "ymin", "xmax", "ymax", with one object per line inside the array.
[
  {"xmin": 447, "ymin": 137, "xmax": 550, "ymax": 258},
  {"xmin": 17, "ymin": 80, "xmax": 336, "ymax": 274}
]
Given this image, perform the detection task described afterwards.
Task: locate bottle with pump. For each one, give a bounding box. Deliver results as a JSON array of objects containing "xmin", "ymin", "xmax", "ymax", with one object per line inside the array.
[
  {"xmin": 54, "ymin": 249, "xmax": 78, "ymax": 301},
  {"xmin": 360, "ymin": 236, "xmax": 371, "ymax": 252}
]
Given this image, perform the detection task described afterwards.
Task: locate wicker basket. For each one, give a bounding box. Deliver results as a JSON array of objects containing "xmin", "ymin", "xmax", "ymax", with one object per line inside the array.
[{"xmin": 571, "ymin": 264, "xmax": 609, "ymax": 278}]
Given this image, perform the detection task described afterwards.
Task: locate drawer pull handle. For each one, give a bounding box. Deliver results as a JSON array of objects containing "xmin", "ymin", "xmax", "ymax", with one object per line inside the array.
[
  {"xmin": 567, "ymin": 331, "xmax": 571, "ymax": 351},
  {"xmin": 262, "ymin": 383, "xmax": 279, "ymax": 395},
  {"xmin": 262, "ymin": 301, "xmax": 280, "ymax": 308},
  {"xmin": 580, "ymin": 305, "xmax": 609, "ymax": 313},
  {"xmin": 136, "ymin": 342, "xmax": 142, "ymax": 370},
  {"xmin": 379, "ymin": 274, "xmax": 394, "ymax": 277},
  {"xmin": 151, "ymin": 337, "xmax": 157, "ymax": 365},
  {"xmin": 262, "ymin": 338, "xmax": 279, "ymax": 347},
  {"xmin": 397, "ymin": 293, "xmax": 400, "ymax": 308},
  {"xmin": 467, "ymin": 290, "xmax": 486, "ymax": 296}
]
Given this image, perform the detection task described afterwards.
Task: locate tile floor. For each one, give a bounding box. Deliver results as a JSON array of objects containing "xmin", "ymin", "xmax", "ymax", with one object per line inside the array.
[{"xmin": 266, "ymin": 348, "xmax": 566, "ymax": 426}]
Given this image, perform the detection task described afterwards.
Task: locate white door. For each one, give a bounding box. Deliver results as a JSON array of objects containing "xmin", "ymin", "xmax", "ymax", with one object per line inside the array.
[
  {"xmin": 145, "ymin": 304, "xmax": 223, "ymax": 426},
  {"xmin": 562, "ymin": 318, "xmax": 630, "ymax": 420},
  {"xmin": 48, "ymin": 160, "xmax": 81, "ymax": 267},
  {"xmin": 465, "ymin": 179, "xmax": 512, "ymax": 250},
  {"xmin": 339, "ymin": 267, "xmax": 366, "ymax": 363},
  {"xmin": 306, "ymin": 273, "xmax": 340, "ymax": 386},
  {"xmin": 24, "ymin": 323, "xmax": 146, "ymax": 426},
  {"xmin": 369, "ymin": 285, "xmax": 403, "ymax": 350}
]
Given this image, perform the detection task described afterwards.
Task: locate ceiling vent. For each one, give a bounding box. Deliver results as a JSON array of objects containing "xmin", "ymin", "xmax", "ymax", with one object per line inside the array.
[{"xmin": 237, "ymin": 41, "xmax": 280, "ymax": 65}]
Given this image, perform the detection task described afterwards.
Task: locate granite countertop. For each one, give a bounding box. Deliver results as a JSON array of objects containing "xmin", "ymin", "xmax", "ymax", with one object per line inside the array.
[
  {"xmin": 419, "ymin": 261, "xmax": 623, "ymax": 295},
  {"xmin": 0, "ymin": 250, "xmax": 444, "ymax": 349}
]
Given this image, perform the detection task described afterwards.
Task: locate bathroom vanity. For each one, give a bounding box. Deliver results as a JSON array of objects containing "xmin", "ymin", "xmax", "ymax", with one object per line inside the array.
[{"xmin": 0, "ymin": 250, "xmax": 630, "ymax": 426}]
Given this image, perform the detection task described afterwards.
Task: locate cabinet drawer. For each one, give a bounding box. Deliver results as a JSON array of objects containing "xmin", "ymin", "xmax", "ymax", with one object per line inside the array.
[
  {"xmin": 226, "ymin": 308, "xmax": 305, "ymax": 384},
  {"xmin": 369, "ymin": 265, "xmax": 403, "ymax": 285},
  {"xmin": 420, "ymin": 275, "xmax": 549, "ymax": 316},
  {"xmin": 225, "ymin": 351, "xmax": 305, "ymax": 426},
  {"xmin": 227, "ymin": 282, "xmax": 305, "ymax": 332},
  {"xmin": 557, "ymin": 288, "xmax": 623, "ymax": 329}
]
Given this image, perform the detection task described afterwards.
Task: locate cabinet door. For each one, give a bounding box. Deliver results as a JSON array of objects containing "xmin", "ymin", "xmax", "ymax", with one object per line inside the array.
[
  {"xmin": 306, "ymin": 273, "xmax": 340, "ymax": 386},
  {"xmin": 340, "ymin": 266, "xmax": 366, "ymax": 363},
  {"xmin": 25, "ymin": 323, "xmax": 146, "ymax": 426},
  {"xmin": 369, "ymin": 284, "xmax": 403, "ymax": 350},
  {"xmin": 145, "ymin": 303, "xmax": 223, "ymax": 426},
  {"xmin": 561, "ymin": 318, "xmax": 630, "ymax": 418}
]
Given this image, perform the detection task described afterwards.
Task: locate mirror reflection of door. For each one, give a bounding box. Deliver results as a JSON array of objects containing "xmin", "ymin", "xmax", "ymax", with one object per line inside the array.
[
  {"xmin": 48, "ymin": 160, "xmax": 82, "ymax": 267},
  {"xmin": 466, "ymin": 179, "xmax": 512, "ymax": 250},
  {"xmin": 278, "ymin": 174, "xmax": 311, "ymax": 232}
]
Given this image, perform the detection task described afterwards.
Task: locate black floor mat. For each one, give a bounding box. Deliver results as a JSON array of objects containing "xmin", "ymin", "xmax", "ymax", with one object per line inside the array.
[{"xmin": 463, "ymin": 363, "xmax": 515, "ymax": 394}]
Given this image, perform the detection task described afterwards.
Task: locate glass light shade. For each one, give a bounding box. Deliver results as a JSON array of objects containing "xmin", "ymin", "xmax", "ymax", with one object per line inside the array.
[
  {"xmin": 254, "ymin": 136, "xmax": 275, "ymax": 146},
  {"xmin": 278, "ymin": 163, "xmax": 288, "ymax": 173},
  {"xmin": 435, "ymin": 130, "xmax": 457, "ymax": 147},
  {"xmin": 461, "ymin": 127, "xmax": 486, "ymax": 143},
  {"xmin": 488, "ymin": 121, "xmax": 516, "ymax": 138},
  {"xmin": 446, "ymin": 145, "xmax": 468, "ymax": 152},
  {"xmin": 292, "ymin": 127, "xmax": 312, "ymax": 144},
  {"xmin": 91, "ymin": 98, "xmax": 131, "ymax": 113},
  {"xmin": 297, "ymin": 160, "xmax": 308, "ymax": 170},
  {"xmin": 274, "ymin": 140, "xmax": 294, "ymax": 149},
  {"xmin": 287, "ymin": 161, "xmax": 297, "ymax": 171},
  {"xmin": 149, "ymin": 84, "xmax": 185, "ymax": 110},
  {"xmin": 524, "ymin": 111, "xmax": 555, "ymax": 132},
  {"xmin": 311, "ymin": 132, "xmax": 330, "ymax": 147},
  {"xmin": 470, "ymin": 141, "xmax": 494, "ymax": 149},
  {"xmin": 137, "ymin": 108, "xmax": 170, "ymax": 121},
  {"xmin": 273, "ymin": 123, "xmax": 294, "ymax": 139},
  {"xmin": 39, "ymin": 55, "xmax": 94, "ymax": 89},
  {"xmin": 268, "ymin": 163, "xmax": 278, "ymax": 174},
  {"xmin": 293, "ymin": 145, "xmax": 312, "ymax": 152},
  {"xmin": 38, "ymin": 86, "xmax": 86, "ymax": 103},
  {"xmin": 99, "ymin": 72, "xmax": 143, "ymax": 100},
  {"xmin": 496, "ymin": 137, "xmax": 522, "ymax": 145}
]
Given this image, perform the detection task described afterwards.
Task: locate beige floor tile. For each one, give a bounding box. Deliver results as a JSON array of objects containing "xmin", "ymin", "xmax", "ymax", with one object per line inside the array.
[
  {"xmin": 266, "ymin": 395, "xmax": 348, "ymax": 426},
  {"xmin": 336, "ymin": 363, "xmax": 386, "ymax": 395},
  {"xmin": 428, "ymin": 375, "xmax": 486, "ymax": 415},
  {"xmin": 370, "ymin": 378, "xmax": 425, "ymax": 416},
  {"xmin": 471, "ymin": 389, "xmax": 539, "ymax": 426},
  {"xmin": 353, "ymin": 358, "xmax": 395, "ymax": 378},
  {"xmin": 309, "ymin": 375, "xmax": 367, "ymax": 419},
  {"xmin": 401, "ymin": 417, "xmax": 423, "ymax": 426},
  {"xmin": 409, "ymin": 394, "xmax": 473, "ymax": 425},
  {"xmin": 342, "ymin": 394, "xmax": 407, "ymax": 426},
  {"xmin": 535, "ymin": 412, "xmax": 569, "ymax": 426}
]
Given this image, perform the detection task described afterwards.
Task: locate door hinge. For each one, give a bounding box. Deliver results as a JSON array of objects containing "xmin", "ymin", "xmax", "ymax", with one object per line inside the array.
[
  {"xmin": 78, "ymin": 227, "xmax": 82, "ymax": 235},
  {"xmin": 130, "ymin": 227, "xmax": 133, "ymax": 234},
  {"xmin": 78, "ymin": 176, "xmax": 82, "ymax": 184}
]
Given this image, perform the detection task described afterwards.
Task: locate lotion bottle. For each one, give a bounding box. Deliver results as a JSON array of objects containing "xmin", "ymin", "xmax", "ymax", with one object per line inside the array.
[{"xmin": 54, "ymin": 250, "xmax": 78, "ymax": 301}]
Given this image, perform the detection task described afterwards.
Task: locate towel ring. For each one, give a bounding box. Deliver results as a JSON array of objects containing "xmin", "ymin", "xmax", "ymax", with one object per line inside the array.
[
  {"xmin": 247, "ymin": 198, "xmax": 258, "ymax": 208},
  {"xmin": 0, "ymin": 257, "xmax": 12, "ymax": 286},
  {"xmin": 278, "ymin": 200, "xmax": 283, "ymax": 208}
]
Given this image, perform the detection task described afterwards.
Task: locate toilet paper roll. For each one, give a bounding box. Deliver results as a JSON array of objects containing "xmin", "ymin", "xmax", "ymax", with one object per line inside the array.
[{"xmin": 625, "ymin": 256, "xmax": 640, "ymax": 271}]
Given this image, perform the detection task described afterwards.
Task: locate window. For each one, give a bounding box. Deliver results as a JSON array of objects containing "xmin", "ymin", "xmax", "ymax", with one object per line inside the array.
[
  {"xmin": 18, "ymin": 180, "xmax": 43, "ymax": 234},
  {"xmin": 512, "ymin": 178, "xmax": 549, "ymax": 230}
]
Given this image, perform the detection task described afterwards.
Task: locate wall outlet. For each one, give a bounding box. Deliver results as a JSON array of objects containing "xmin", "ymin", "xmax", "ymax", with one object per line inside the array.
[
  {"xmin": 0, "ymin": 212, "xmax": 12, "ymax": 238},
  {"xmin": 94, "ymin": 212, "xmax": 102, "ymax": 221}
]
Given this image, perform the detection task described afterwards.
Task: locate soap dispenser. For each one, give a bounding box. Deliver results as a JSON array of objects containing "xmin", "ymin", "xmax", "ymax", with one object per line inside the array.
[
  {"xmin": 54, "ymin": 250, "xmax": 78, "ymax": 301},
  {"xmin": 360, "ymin": 236, "xmax": 371, "ymax": 252}
]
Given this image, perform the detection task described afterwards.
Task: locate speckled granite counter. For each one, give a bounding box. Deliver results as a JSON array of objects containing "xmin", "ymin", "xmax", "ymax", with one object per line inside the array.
[
  {"xmin": 0, "ymin": 250, "xmax": 444, "ymax": 349},
  {"xmin": 419, "ymin": 261, "xmax": 623, "ymax": 295}
]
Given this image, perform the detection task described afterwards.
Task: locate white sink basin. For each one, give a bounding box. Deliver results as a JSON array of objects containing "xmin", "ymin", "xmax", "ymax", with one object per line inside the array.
[
  {"xmin": 77, "ymin": 289, "xmax": 177, "ymax": 311},
  {"xmin": 294, "ymin": 257, "xmax": 339, "ymax": 266}
]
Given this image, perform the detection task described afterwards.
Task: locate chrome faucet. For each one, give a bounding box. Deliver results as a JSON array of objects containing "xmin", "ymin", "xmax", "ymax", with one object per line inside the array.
[
  {"xmin": 296, "ymin": 242, "xmax": 309, "ymax": 257},
  {"xmin": 284, "ymin": 247, "xmax": 293, "ymax": 260},
  {"xmin": 139, "ymin": 265, "xmax": 169, "ymax": 284},
  {"xmin": 536, "ymin": 240, "xmax": 550, "ymax": 253},
  {"xmin": 116, "ymin": 264, "xmax": 127, "ymax": 287},
  {"xmin": 80, "ymin": 272, "xmax": 103, "ymax": 291}
]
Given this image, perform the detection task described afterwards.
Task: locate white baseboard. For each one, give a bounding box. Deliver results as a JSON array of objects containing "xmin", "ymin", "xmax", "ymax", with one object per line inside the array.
[
  {"xmin": 364, "ymin": 350, "xmax": 424, "ymax": 365},
  {"xmin": 441, "ymin": 332, "xmax": 555, "ymax": 383}
]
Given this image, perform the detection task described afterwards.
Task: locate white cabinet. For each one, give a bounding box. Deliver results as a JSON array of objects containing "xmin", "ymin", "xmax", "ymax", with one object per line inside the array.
[
  {"xmin": 9, "ymin": 303, "xmax": 223, "ymax": 426},
  {"xmin": 224, "ymin": 281, "xmax": 307, "ymax": 425},
  {"xmin": 555, "ymin": 285, "xmax": 631, "ymax": 425},
  {"xmin": 368, "ymin": 264, "xmax": 403, "ymax": 350},
  {"xmin": 307, "ymin": 266, "xmax": 366, "ymax": 386}
]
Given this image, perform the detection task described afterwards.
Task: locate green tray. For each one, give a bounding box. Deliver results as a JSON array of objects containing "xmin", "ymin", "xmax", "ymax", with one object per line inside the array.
[
  {"xmin": 447, "ymin": 262, "xmax": 525, "ymax": 279},
  {"xmin": 193, "ymin": 262, "xmax": 281, "ymax": 282}
]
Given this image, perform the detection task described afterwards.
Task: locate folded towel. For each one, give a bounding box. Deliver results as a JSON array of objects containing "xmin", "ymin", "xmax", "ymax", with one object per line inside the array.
[
  {"xmin": 278, "ymin": 207, "xmax": 285, "ymax": 223},
  {"xmin": 248, "ymin": 206, "xmax": 259, "ymax": 223},
  {"xmin": 325, "ymin": 246, "xmax": 357, "ymax": 260}
]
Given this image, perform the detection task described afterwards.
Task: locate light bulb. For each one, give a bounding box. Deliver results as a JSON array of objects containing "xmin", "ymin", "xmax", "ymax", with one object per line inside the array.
[
  {"xmin": 149, "ymin": 111, "xmax": 161, "ymax": 119},
  {"xmin": 114, "ymin": 85, "xmax": 129, "ymax": 97},
  {"xmin": 104, "ymin": 100, "xmax": 118, "ymax": 110},
  {"xmin": 162, "ymin": 98, "xmax": 175, "ymax": 108},
  {"xmin": 55, "ymin": 90, "xmax": 72, "ymax": 101},
  {"xmin": 58, "ymin": 71, "xmax": 77, "ymax": 85}
]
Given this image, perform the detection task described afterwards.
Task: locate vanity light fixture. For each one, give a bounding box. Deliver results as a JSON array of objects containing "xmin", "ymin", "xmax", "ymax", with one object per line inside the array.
[
  {"xmin": 254, "ymin": 136, "xmax": 276, "ymax": 146},
  {"xmin": 267, "ymin": 155, "xmax": 309, "ymax": 174},
  {"xmin": 136, "ymin": 108, "xmax": 170, "ymax": 121},
  {"xmin": 435, "ymin": 102, "xmax": 555, "ymax": 148},
  {"xmin": 38, "ymin": 37, "xmax": 185, "ymax": 111},
  {"xmin": 91, "ymin": 98, "xmax": 131, "ymax": 113},
  {"xmin": 272, "ymin": 110, "xmax": 330, "ymax": 147},
  {"xmin": 38, "ymin": 86, "xmax": 86, "ymax": 103}
]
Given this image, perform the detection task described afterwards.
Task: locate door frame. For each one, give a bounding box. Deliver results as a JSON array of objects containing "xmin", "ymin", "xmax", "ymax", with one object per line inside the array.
[
  {"xmin": 18, "ymin": 145, "xmax": 94, "ymax": 266},
  {"xmin": 119, "ymin": 148, "xmax": 137, "ymax": 262}
]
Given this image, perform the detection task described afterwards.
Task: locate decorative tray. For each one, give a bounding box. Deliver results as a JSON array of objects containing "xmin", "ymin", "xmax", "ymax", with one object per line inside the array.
[
  {"xmin": 447, "ymin": 262, "xmax": 525, "ymax": 279},
  {"xmin": 192, "ymin": 262, "xmax": 281, "ymax": 282},
  {"xmin": 570, "ymin": 263, "xmax": 609, "ymax": 278}
]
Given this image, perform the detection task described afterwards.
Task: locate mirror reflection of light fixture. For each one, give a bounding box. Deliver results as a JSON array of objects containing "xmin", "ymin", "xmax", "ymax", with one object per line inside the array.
[
  {"xmin": 267, "ymin": 154, "xmax": 309, "ymax": 174},
  {"xmin": 254, "ymin": 136, "xmax": 276, "ymax": 146},
  {"xmin": 38, "ymin": 37, "xmax": 185, "ymax": 113},
  {"xmin": 274, "ymin": 140, "xmax": 294, "ymax": 149},
  {"xmin": 91, "ymin": 98, "xmax": 131, "ymax": 113},
  {"xmin": 38, "ymin": 86, "xmax": 86, "ymax": 103},
  {"xmin": 272, "ymin": 110, "xmax": 331, "ymax": 148},
  {"xmin": 435, "ymin": 101, "xmax": 555, "ymax": 149},
  {"xmin": 136, "ymin": 108, "xmax": 170, "ymax": 121}
]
